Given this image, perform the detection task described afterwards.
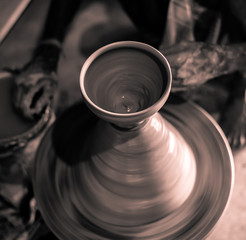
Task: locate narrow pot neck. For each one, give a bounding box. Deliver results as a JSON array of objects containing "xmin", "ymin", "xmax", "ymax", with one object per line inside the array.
[{"xmin": 110, "ymin": 118, "xmax": 149, "ymax": 130}]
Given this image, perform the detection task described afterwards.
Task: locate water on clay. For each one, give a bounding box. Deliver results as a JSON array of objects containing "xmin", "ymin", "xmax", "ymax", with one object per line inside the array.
[{"xmin": 110, "ymin": 76, "xmax": 152, "ymax": 113}]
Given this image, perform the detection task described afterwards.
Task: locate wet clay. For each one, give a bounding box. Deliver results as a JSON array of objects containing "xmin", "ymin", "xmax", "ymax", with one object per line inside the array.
[{"xmin": 33, "ymin": 42, "xmax": 234, "ymax": 240}]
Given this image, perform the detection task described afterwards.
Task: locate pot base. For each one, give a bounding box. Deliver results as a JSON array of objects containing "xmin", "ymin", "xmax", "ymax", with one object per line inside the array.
[{"xmin": 33, "ymin": 94, "xmax": 234, "ymax": 240}]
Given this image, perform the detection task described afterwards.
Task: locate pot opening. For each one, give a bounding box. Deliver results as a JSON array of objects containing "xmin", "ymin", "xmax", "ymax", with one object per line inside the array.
[{"xmin": 83, "ymin": 45, "xmax": 169, "ymax": 115}]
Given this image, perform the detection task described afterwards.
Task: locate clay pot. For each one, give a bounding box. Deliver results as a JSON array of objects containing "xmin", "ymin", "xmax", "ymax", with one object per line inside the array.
[
  {"xmin": 0, "ymin": 71, "xmax": 54, "ymax": 238},
  {"xmin": 33, "ymin": 41, "xmax": 234, "ymax": 240},
  {"xmin": 79, "ymin": 41, "xmax": 196, "ymax": 223},
  {"xmin": 0, "ymin": 71, "xmax": 52, "ymax": 158}
]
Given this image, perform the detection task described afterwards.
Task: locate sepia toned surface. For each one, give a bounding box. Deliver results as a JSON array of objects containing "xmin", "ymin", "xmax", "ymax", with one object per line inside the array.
[
  {"xmin": 0, "ymin": 0, "xmax": 246, "ymax": 239},
  {"xmin": 32, "ymin": 92, "xmax": 234, "ymax": 239}
]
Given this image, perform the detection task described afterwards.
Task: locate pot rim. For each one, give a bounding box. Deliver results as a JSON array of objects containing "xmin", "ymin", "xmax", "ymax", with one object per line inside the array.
[{"xmin": 80, "ymin": 41, "xmax": 172, "ymax": 119}]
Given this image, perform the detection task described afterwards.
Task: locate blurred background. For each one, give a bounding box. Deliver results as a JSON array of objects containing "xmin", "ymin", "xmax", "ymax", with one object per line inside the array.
[{"xmin": 0, "ymin": 0, "xmax": 246, "ymax": 239}]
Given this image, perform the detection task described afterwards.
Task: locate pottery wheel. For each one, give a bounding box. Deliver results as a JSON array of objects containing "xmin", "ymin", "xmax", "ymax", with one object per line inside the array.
[{"xmin": 33, "ymin": 94, "xmax": 234, "ymax": 240}]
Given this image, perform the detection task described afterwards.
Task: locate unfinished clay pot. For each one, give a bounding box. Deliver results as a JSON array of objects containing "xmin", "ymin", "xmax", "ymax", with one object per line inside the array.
[
  {"xmin": 0, "ymin": 71, "xmax": 52, "ymax": 158},
  {"xmin": 33, "ymin": 41, "xmax": 234, "ymax": 239}
]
